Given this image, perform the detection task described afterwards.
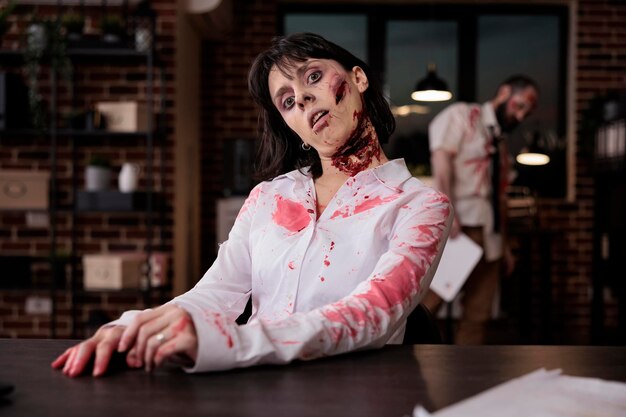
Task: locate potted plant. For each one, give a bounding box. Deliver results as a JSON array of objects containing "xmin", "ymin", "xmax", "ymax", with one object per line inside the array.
[
  {"xmin": 101, "ymin": 15, "xmax": 125, "ymax": 44},
  {"xmin": 23, "ymin": 16, "xmax": 73, "ymax": 130},
  {"xmin": 85, "ymin": 155, "xmax": 112, "ymax": 191},
  {"xmin": 63, "ymin": 107, "xmax": 106, "ymax": 131},
  {"xmin": 0, "ymin": 1, "xmax": 17, "ymax": 42},
  {"xmin": 62, "ymin": 12, "xmax": 85, "ymax": 43}
]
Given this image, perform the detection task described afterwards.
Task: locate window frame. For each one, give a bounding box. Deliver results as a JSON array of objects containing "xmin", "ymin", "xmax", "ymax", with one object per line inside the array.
[{"xmin": 279, "ymin": 3, "xmax": 573, "ymax": 200}]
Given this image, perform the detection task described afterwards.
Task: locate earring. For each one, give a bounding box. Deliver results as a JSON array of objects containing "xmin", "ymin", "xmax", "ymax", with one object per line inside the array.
[{"xmin": 301, "ymin": 142, "xmax": 311, "ymax": 151}]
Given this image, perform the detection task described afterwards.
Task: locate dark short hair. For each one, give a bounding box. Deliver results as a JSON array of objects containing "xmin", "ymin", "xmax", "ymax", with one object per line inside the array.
[
  {"xmin": 498, "ymin": 75, "xmax": 540, "ymax": 96},
  {"xmin": 248, "ymin": 32, "xmax": 395, "ymax": 181}
]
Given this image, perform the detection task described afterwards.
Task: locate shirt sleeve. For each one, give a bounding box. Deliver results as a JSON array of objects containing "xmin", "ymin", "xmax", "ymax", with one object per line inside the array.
[
  {"xmin": 429, "ymin": 103, "xmax": 468, "ymax": 154},
  {"xmin": 171, "ymin": 184, "xmax": 263, "ymax": 321},
  {"xmin": 181, "ymin": 188, "xmax": 453, "ymax": 373},
  {"xmin": 105, "ymin": 183, "xmax": 262, "ymax": 330}
]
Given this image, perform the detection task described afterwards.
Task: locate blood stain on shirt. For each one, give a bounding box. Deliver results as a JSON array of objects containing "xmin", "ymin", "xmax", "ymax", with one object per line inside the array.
[
  {"xmin": 353, "ymin": 194, "xmax": 400, "ymax": 215},
  {"xmin": 236, "ymin": 186, "xmax": 262, "ymax": 221},
  {"xmin": 272, "ymin": 195, "xmax": 311, "ymax": 233},
  {"xmin": 204, "ymin": 311, "xmax": 234, "ymax": 349}
]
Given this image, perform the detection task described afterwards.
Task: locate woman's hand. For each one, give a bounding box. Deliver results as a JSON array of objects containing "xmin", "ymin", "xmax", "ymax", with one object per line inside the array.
[
  {"xmin": 51, "ymin": 325, "xmax": 126, "ymax": 377},
  {"xmin": 118, "ymin": 305, "xmax": 198, "ymax": 372}
]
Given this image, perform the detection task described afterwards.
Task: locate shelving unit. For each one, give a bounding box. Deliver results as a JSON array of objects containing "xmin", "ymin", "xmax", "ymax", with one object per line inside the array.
[
  {"xmin": 591, "ymin": 111, "xmax": 626, "ymax": 345},
  {"xmin": 0, "ymin": 14, "xmax": 169, "ymax": 338},
  {"xmin": 68, "ymin": 46, "xmax": 167, "ymax": 337}
]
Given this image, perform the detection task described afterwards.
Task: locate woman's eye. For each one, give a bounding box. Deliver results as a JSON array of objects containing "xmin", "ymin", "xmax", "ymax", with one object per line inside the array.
[
  {"xmin": 308, "ymin": 71, "xmax": 321, "ymax": 84},
  {"xmin": 283, "ymin": 97, "xmax": 295, "ymax": 109}
]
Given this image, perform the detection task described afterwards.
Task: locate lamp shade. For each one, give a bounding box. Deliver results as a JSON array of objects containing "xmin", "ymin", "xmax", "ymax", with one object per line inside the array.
[
  {"xmin": 411, "ymin": 63, "xmax": 452, "ymax": 102},
  {"xmin": 516, "ymin": 131, "xmax": 550, "ymax": 166},
  {"xmin": 516, "ymin": 151, "xmax": 550, "ymax": 166}
]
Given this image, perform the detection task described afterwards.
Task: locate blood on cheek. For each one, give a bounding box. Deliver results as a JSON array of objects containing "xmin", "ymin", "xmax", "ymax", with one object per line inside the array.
[{"xmin": 333, "ymin": 76, "xmax": 348, "ymax": 105}]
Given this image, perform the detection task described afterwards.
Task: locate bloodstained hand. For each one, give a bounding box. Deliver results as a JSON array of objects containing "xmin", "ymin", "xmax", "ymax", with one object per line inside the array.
[
  {"xmin": 51, "ymin": 325, "xmax": 126, "ymax": 377},
  {"xmin": 119, "ymin": 304, "xmax": 198, "ymax": 372}
]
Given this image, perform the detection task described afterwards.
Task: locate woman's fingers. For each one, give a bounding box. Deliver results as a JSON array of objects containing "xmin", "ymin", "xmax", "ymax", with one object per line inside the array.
[
  {"xmin": 92, "ymin": 339, "xmax": 116, "ymax": 377},
  {"xmin": 144, "ymin": 330, "xmax": 170, "ymax": 372},
  {"xmin": 51, "ymin": 346, "xmax": 73, "ymax": 369},
  {"xmin": 131, "ymin": 312, "xmax": 173, "ymax": 365},
  {"xmin": 91, "ymin": 326, "xmax": 125, "ymax": 377},
  {"xmin": 52, "ymin": 325, "xmax": 126, "ymax": 378},
  {"xmin": 125, "ymin": 310, "xmax": 173, "ymax": 369},
  {"xmin": 117, "ymin": 308, "xmax": 159, "ymax": 352},
  {"xmin": 152, "ymin": 330, "xmax": 197, "ymax": 370},
  {"xmin": 153, "ymin": 337, "xmax": 179, "ymax": 368},
  {"xmin": 146, "ymin": 314, "xmax": 197, "ymax": 372},
  {"xmin": 62, "ymin": 345, "xmax": 79, "ymax": 374},
  {"xmin": 66, "ymin": 342, "xmax": 96, "ymax": 377}
]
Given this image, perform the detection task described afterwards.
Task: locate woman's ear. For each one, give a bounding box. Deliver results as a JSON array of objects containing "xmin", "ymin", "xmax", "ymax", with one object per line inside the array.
[{"xmin": 352, "ymin": 66, "xmax": 369, "ymax": 93}]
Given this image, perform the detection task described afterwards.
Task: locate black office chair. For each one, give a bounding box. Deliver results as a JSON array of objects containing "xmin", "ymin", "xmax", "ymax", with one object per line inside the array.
[{"xmin": 402, "ymin": 304, "xmax": 442, "ymax": 344}]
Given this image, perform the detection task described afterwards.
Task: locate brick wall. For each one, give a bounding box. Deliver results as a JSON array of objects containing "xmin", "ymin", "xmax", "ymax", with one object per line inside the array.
[
  {"xmin": 0, "ymin": 1, "xmax": 176, "ymax": 338},
  {"xmin": 532, "ymin": 0, "xmax": 625, "ymax": 344},
  {"xmin": 199, "ymin": 0, "xmax": 625, "ymax": 345},
  {"xmin": 0, "ymin": 290, "xmax": 166, "ymax": 339},
  {"xmin": 200, "ymin": 0, "xmax": 277, "ymax": 272},
  {"xmin": 2, "ymin": 0, "xmax": 622, "ymax": 342}
]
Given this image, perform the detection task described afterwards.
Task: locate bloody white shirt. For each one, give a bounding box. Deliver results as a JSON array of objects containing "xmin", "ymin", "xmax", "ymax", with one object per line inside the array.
[
  {"xmin": 429, "ymin": 102, "xmax": 503, "ymax": 260},
  {"xmin": 115, "ymin": 159, "xmax": 452, "ymax": 372}
]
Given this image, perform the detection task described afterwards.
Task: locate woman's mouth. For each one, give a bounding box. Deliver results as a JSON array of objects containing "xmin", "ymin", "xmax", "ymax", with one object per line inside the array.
[{"xmin": 311, "ymin": 110, "xmax": 329, "ymax": 130}]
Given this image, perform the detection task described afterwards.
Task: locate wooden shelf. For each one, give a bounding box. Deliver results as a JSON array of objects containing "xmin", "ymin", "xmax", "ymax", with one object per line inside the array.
[{"xmin": 76, "ymin": 190, "xmax": 163, "ymax": 212}]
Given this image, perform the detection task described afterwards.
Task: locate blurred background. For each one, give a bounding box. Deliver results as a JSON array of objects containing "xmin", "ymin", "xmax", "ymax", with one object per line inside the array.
[{"xmin": 0, "ymin": 0, "xmax": 624, "ymax": 346}]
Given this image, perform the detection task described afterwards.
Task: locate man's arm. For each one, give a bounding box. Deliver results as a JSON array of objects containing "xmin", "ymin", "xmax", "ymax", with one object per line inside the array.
[{"xmin": 430, "ymin": 149, "xmax": 461, "ymax": 238}]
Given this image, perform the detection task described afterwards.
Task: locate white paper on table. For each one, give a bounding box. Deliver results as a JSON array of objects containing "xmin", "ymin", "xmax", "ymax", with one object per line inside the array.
[
  {"xmin": 429, "ymin": 233, "xmax": 483, "ymax": 302},
  {"xmin": 413, "ymin": 368, "xmax": 626, "ymax": 417}
]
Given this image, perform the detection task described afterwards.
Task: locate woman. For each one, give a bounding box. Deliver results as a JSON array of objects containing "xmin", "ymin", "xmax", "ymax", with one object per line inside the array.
[{"xmin": 52, "ymin": 33, "xmax": 452, "ymax": 377}]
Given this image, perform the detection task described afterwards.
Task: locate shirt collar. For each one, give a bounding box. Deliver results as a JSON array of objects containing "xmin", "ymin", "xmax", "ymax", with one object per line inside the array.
[
  {"xmin": 481, "ymin": 102, "xmax": 501, "ymax": 137},
  {"xmin": 353, "ymin": 158, "xmax": 412, "ymax": 189},
  {"xmin": 278, "ymin": 159, "xmax": 412, "ymax": 189}
]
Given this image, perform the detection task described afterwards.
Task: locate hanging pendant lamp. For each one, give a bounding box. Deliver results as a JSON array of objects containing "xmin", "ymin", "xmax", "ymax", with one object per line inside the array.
[
  {"xmin": 411, "ymin": 62, "xmax": 452, "ymax": 102},
  {"xmin": 516, "ymin": 131, "xmax": 550, "ymax": 166}
]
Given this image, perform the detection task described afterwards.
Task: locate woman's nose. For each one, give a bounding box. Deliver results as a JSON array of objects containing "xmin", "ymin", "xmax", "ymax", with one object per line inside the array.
[{"xmin": 296, "ymin": 91, "xmax": 315, "ymax": 109}]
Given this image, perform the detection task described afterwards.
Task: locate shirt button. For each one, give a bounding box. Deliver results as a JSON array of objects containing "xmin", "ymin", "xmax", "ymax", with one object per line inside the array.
[{"xmin": 336, "ymin": 199, "xmax": 343, "ymax": 206}]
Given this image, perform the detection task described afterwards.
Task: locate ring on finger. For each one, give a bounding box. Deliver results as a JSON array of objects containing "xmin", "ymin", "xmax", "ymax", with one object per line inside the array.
[{"xmin": 155, "ymin": 332, "xmax": 167, "ymax": 344}]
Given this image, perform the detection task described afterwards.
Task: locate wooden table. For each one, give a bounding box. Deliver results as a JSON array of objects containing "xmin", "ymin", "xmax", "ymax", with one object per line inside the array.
[{"xmin": 1, "ymin": 339, "xmax": 625, "ymax": 417}]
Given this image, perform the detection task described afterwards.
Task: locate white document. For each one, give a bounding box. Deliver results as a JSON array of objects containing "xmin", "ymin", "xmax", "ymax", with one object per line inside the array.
[
  {"xmin": 429, "ymin": 233, "xmax": 483, "ymax": 302},
  {"xmin": 413, "ymin": 368, "xmax": 626, "ymax": 417}
]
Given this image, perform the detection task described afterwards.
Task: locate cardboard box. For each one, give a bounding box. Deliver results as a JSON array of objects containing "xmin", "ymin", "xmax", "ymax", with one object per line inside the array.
[
  {"xmin": 83, "ymin": 253, "xmax": 144, "ymax": 290},
  {"xmin": 0, "ymin": 170, "xmax": 49, "ymax": 210},
  {"xmin": 83, "ymin": 252, "xmax": 168, "ymax": 290},
  {"xmin": 95, "ymin": 101, "xmax": 150, "ymax": 132}
]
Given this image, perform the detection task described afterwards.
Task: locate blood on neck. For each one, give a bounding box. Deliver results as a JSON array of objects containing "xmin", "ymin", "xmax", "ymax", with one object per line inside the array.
[{"xmin": 330, "ymin": 103, "xmax": 381, "ymax": 176}]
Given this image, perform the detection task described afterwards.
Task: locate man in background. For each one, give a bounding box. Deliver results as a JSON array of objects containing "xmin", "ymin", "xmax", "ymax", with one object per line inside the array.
[{"xmin": 423, "ymin": 75, "xmax": 539, "ymax": 344}]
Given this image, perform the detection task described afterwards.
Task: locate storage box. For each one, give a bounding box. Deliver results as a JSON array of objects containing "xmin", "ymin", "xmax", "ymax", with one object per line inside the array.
[
  {"xmin": 0, "ymin": 170, "xmax": 49, "ymax": 210},
  {"xmin": 83, "ymin": 253, "xmax": 144, "ymax": 290},
  {"xmin": 83, "ymin": 252, "xmax": 168, "ymax": 290},
  {"xmin": 95, "ymin": 101, "xmax": 150, "ymax": 132}
]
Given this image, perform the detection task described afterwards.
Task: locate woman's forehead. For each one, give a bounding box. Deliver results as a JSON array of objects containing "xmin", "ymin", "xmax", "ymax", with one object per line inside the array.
[{"xmin": 271, "ymin": 58, "xmax": 340, "ymax": 79}]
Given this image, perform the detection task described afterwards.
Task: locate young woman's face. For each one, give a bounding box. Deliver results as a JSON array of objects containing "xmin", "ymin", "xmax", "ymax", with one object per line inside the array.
[{"xmin": 268, "ymin": 58, "xmax": 369, "ymax": 158}]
